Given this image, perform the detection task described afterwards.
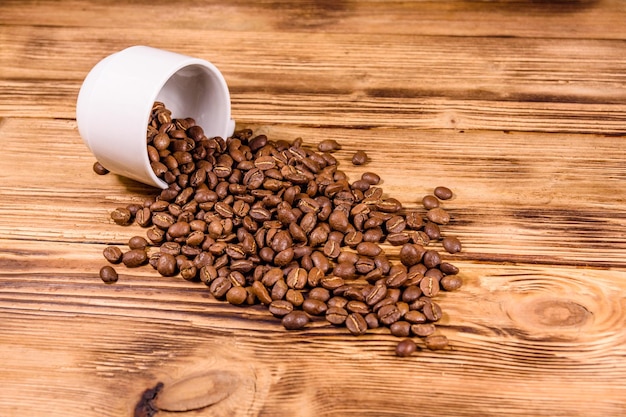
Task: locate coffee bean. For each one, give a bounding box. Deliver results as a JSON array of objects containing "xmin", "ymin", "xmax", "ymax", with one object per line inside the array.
[
  {"xmin": 426, "ymin": 207, "xmax": 450, "ymax": 225},
  {"xmin": 93, "ymin": 161, "xmax": 109, "ymax": 175},
  {"xmin": 282, "ymin": 310, "xmax": 310, "ymax": 330},
  {"xmin": 285, "ymin": 289, "xmax": 304, "ymax": 307},
  {"xmin": 361, "ymin": 172, "xmax": 380, "ymax": 185},
  {"xmin": 156, "ymin": 253, "xmax": 177, "ymax": 276},
  {"xmin": 411, "ymin": 323, "xmax": 436, "ymax": 337},
  {"xmin": 122, "ymin": 249, "xmax": 148, "ymax": 268},
  {"xmin": 423, "ymin": 301, "xmax": 442, "ymax": 322},
  {"xmin": 103, "ymin": 246, "xmax": 123, "ymax": 264},
  {"xmin": 390, "ymin": 321, "xmax": 411, "ymax": 337},
  {"xmin": 351, "ymin": 150, "xmax": 368, "ymax": 165},
  {"xmin": 420, "ymin": 275, "xmax": 440, "ymax": 298},
  {"xmin": 441, "ymin": 275, "xmax": 463, "ymax": 291},
  {"xmin": 317, "ymin": 139, "xmax": 342, "ymax": 153},
  {"xmin": 326, "ymin": 306, "xmax": 349, "ymax": 325},
  {"xmin": 395, "ymin": 339, "xmax": 417, "ymax": 357},
  {"xmin": 302, "ymin": 298, "xmax": 328, "ymax": 315},
  {"xmin": 442, "ymin": 236, "xmax": 462, "ymax": 254},
  {"xmin": 425, "ymin": 334, "xmax": 449, "ymax": 350},
  {"xmin": 439, "ymin": 262, "xmax": 459, "ymax": 275},
  {"xmin": 346, "ymin": 313, "xmax": 368, "ymax": 335},
  {"xmin": 99, "ymin": 266, "xmax": 118, "ymax": 284},
  {"xmin": 399, "ymin": 243, "xmax": 424, "ymax": 267},
  {"xmin": 422, "ymin": 195, "xmax": 439, "ymax": 209},
  {"xmin": 378, "ymin": 304, "xmax": 402, "ymax": 326},
  {"xmin": 111, "ymin": 207, "xmax": 132, "ymax": 225},
  {"xmin": 128, "ymin": 236, "xmax": 149, "ymax": 250},
  {"xmin": 226, "ymin": 286, "xmax": 248, "ymax": 305},
  {"xmin": 434, "ymin": 186, "xmax": 453, "ymax": 200},
  {"xmin": 269, "ymin": 299, "xmax": 294, "ymax": 317},
  {"xmin": 356, "ymin": 242, "xmax": 382, "ymax": 257}
]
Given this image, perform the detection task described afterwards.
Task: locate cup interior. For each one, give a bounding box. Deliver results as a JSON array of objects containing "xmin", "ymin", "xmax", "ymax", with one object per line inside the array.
[{"xmin": 156, "ymin": 64, "xmax": 231, "ymax": 140}]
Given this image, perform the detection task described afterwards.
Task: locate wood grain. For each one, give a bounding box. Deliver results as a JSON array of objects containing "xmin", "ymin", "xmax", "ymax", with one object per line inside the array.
[{"xmin": 1, "ymin": 1, "xmax": 626, "ymax": 416}]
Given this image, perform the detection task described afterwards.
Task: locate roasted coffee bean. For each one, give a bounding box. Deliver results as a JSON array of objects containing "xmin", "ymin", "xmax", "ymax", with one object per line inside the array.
[
  {"xmin": 411, "ymin": 323, "xmax": 436, "ymax": 337},
  {"xmin": 356, "ymin": 242, "xmax": 382, "ymax": 257},
  {"xmin": 351, "ymin": 150, "xmax": 368, "ymax": 165},
  {"xmin": 111, "ymin": 207, "xmax": 132, "ymax": 225},
  {"xmin": 99, "ymin": 266, "xmax": 118, "ymax": 284},
  {"xmin": 93, "ymin": 161, "xmax": 109, "ymax": 175},
  {"xmin": 345, "ymin": 313, "xmax": 368, "ymax": 335},
  {"xmin": 308, "ymin": 287, "xmax": 331, "ymax": 302},
  {"xmin": 346, "ymin": 300, "xmax": 370, "ymax": 315},
  {"xmin": 122, "ymin": 249, "xmax": 148, "ymax": 267},
  {"xmin": 317, "ymin": 139, "xmax": 342, "ymax": 153},
  {"xmin": 423, "ymin": 301, "xmax": 442, "ymax": 322},
  {"xmin": 326, "ymin": 306, "xmax": 349, "ymax": 325},
  {"xmin": 269, "ymin": 299, "xmax": 294, "ymax": 316},
  {"xmin": 126, "ymin": 236, "xmax": 148, "ymax": 250},
  {"xmin": 390, "ymin": 321, "xmax": 411, "ymax": 337},
  {"xmin": 426, "ymin": 207, "xmax": 450, "ymax": 225},
  {"xmin": 361, "ymin": 172, "xmax": 380, "ymax": 185},
  {"xmin": 285, "ymin": 289, "xmax": 305, "ymax": 306},
  {"xmin": 271, "ymin": 279, "xmax": 288, "ymax": 300},
  {"xmin": 333, "ymin": 262, "xmax": 356, "ymax": 279},
  {"xmin": 226, "ymin": 286, "xmax": 248, "ymax": 305},
  {"xmin": 320, "ymin": 275, "xmax": 344, "ymax": 290},
  {"xmin": 442, "ymin": 236, "xmax": 462, "ymax": 254},
  {"xmin": 399, "ymin": 243, "xmax": 424, "ymax": 266},
  {"xmin": 420, "ymin": 275, "xmax": 440, "ymax": 298},
  {"xmin": 282, "ymin": 311, "xmax": 310, "ymax": 330},
  {"xmin": 434, "ymin": 186, "xmax": 453, "ymax": 200},
  {"xmin": 422, "ymin": 195, "xmax": 439, "ymax": 209},
  {"xmin": 103, "ymin": 246, "xmax": 123, "ymax": 264},
  {"xmin": 252, "ymin": 281, "xmax": 273, "ymax": 305},
  {"xmin": 378, "ymin": 303, "xmax": 402, "ymax": 326},
  {"xmin": 425, "ymin": 334, "xmax": 449, "ymax": 350},
  {"xmin": 441, "ymin": 275, "xmax": 463, "ymax": 291},
  {"xmin": 423, "ymin": 222, "xmax": 441, "ymax": 240},
  {"xmin": 302, "ymin": 298, "xmax": 328, "ymax": 315},
  {"xmin": 422, "ymin": 250, "xmax": 441, "ymax": 269},
  {"xmin": 395, "ymin": 338, "xmax": 417, "ymax": 357},
  {"xmin": 209, "ymin": 276, "xmax": 232, "ymax": 298},
  {"xmin": 286, "ymin": 267, "xmax": 308, "ymax": 289},
  {"xmin": 156, "ymin": 253, "xmax": 177, "ymax": 276}
]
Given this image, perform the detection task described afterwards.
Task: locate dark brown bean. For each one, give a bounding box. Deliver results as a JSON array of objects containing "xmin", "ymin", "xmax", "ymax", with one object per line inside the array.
[
  {"xmin": 425, "ymin": 334, "xmax": 449, "ymax": 350},
  {"xmin": 265, "ymin": 300, "xmax": 292, "ymax": 317},
  {"xmin": 345, "ymin": 313, "xmax": 368, "ymax": 335},
  {"xmin": 395, "ymin": 339, "xmax": 417, "ymax": 357},
  {"xmin": 122, "ymin": 249, "xmax": 148, "ymax": 267},
  {"xmin": 93, "ymin": 161, "xmax": 109, "ymax": 175},
  {"xmin": 326, "ymin": 306, "xmax": 349, "ymax": 325},
  {"xmin": 282, "ymin": 311, "xmax": 310, "ymax": 330},
  {"xmin": 111, "ymin": 207, "xmax": 132, "ymax": 225},
  {"xmin": 317, "ymin": 139, "xmax": 342, "ymax": 153},
  {"xmin": 103, "ymin": 246, "xmax": 123, "ymax": 264},
  {"xmin": 434, "ymin": 186, "xmax": 453, "ymax": 200},
  {"xmin": 302, "ymin": 298, "xmax": 328, "ymax": 315},
  {"xmin": 442, "ymin": 236, "xmax": 462, "ymax": 254},
  {"xmin": 351, "ymin": 150, "xmax": 368, "ymax": 165},
  {"xmin": 99, "ymin": 266, "xmax": 118, "ymax": 284}
]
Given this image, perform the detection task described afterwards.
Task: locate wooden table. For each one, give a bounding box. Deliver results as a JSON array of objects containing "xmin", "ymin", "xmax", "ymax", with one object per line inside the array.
[{"xmin": 1, "ymin": 1, "xmax": 625, "ymax": 416}]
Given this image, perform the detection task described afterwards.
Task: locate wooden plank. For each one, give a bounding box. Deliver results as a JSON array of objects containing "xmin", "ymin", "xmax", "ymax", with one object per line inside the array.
[
  {"xmin": 1, "ymin": 118, "xmax": 625, "ymax": 268},
  {"xmin": 1, "ymin": 244, "xmax": 625, "ymax": 416},
  {"xmin": 1, "ymin": 0, "xmax": 625, "ymax": 40},
  {"xmin": 1, "ymin": 26, "xmax": 626, "ymax": 132}
]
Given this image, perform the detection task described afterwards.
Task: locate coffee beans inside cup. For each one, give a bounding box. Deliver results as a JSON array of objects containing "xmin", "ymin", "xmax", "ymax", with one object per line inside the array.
[{"xmin": 95, "ymin": 101, "xmax": 464, "ymax": 357}]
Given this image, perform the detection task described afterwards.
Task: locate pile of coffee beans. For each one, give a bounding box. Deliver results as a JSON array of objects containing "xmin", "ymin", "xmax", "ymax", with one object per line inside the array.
[{"xmin": 96, "ymin": 101, "xmax": 463, "ymax": 357}]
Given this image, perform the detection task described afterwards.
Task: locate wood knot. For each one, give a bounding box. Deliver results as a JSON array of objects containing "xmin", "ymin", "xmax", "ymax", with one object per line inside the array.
[{"xmin": 532, "ymin": 299, "xmax": 590, "ymax": 327}]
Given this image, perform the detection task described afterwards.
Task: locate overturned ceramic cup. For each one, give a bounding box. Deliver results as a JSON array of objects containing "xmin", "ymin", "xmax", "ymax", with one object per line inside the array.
[{"xmin": 76, "ymin": 45, "xmax": 235, "ymax": 189}]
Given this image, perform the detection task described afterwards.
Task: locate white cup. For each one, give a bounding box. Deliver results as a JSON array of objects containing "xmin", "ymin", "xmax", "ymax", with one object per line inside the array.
[{"xmin": 76, "ymin": 45, "xmax": 235, "ymax": 189}]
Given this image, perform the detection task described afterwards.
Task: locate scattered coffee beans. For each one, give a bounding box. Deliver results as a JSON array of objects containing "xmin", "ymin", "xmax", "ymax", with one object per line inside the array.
[{"xmin": 95, "ymin": 101, "xmax": 464, "ymax": 358}]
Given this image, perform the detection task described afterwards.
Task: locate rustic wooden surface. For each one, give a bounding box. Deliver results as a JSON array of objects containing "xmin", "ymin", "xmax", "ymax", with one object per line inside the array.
[{"xmin": 1, "ymin": 1, "xmax": 626, "ymax": 416}]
